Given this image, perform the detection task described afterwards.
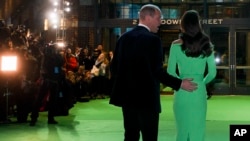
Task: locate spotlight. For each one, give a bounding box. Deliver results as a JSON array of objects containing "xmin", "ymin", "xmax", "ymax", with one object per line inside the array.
[
  {"xmin": 0, "ymin": 55, "xmax": 17, "ymax": 123},
  {"xmin": 1, "ymin": 56, "xmax": 17, "ymax": 72}
]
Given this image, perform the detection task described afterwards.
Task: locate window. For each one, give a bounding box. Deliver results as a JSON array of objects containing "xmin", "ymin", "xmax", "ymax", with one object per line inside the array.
[
  {"xmin": 108, "ymin": 0, "xmax": 250, "ymax": 19},
  {"xmin": 162, "ymin": 7, "xmax": 180, "ymax": 19},
  {"xmin": 116, "ymin": 4, "xmax": 141, "ymax": 19}
]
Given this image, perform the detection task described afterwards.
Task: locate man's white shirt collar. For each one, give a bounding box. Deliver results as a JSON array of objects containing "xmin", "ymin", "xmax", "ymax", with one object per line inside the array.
[{"xmin": 138, "ymin": 24, "xmax": 150, "ymax": 32}]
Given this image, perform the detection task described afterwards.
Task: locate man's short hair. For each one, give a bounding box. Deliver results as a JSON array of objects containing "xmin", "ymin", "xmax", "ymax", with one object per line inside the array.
[{"xmin": 138, "ymin": 4, "xmax": 162, "ymax": 19}]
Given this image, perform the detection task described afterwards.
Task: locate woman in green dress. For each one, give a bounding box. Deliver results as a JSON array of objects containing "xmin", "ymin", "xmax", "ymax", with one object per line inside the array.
[{"xmin": 167, "ymin": 10, "xmax": 217, "ymax": 141}]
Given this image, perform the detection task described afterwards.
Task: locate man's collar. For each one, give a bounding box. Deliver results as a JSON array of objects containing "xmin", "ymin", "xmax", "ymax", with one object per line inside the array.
[{"xmin": 138, "ymin": 24, "xmax": 150, "ymax": 32}]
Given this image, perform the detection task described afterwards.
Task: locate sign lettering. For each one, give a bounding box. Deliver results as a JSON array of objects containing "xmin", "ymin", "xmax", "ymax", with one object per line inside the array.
[{"xmin": 132, "ymin": 19, "xmax": 223, "ymax": 25}]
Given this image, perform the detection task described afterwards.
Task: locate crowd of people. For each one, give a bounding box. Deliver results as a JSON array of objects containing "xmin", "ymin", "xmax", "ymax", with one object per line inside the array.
[{"xmin": 0, "ymin": 20, "xmax": 114, "ymax": 125}]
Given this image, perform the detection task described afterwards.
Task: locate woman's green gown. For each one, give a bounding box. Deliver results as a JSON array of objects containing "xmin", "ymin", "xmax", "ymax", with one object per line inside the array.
[{"xmin": 167, "ymin": 43, "xmax": 217, "ymax": 141}]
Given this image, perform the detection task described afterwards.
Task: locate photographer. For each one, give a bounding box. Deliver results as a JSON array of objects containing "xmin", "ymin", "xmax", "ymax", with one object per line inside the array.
[{"xmin": 30, "ymin": 44, "xmax": 64, "ymax": 126}]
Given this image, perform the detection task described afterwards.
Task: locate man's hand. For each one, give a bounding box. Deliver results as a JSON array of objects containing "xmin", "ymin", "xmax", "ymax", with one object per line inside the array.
[{"xmin": 180, "ymin": 78, "xmax": 197, "ymax": 92}]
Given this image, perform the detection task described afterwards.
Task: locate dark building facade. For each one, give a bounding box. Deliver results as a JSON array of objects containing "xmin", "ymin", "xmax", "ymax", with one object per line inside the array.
[
  {"xmin": 78, "ymin": 0, "xmax": 250, "ymax": 95},
  {"xmin": 1, "ymin": 0, "xmax": 250, "ymax": 94}
]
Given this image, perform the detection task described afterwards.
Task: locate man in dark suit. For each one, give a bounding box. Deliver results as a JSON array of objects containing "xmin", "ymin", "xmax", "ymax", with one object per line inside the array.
[{"xmin": 109, "ymin": 4, "xmax": 197, "ymax": 141}]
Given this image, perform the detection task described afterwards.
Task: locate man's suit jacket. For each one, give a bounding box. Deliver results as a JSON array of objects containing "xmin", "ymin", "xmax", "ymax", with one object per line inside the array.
[{"xmin": 109, "ymin": 26, "xmax": 182, "ymax": 113}]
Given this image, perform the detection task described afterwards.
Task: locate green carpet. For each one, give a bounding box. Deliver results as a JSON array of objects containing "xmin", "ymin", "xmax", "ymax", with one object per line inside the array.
[{"xmin": 0, "ymin": 95, "xmax": 249, "ymax": 141}]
